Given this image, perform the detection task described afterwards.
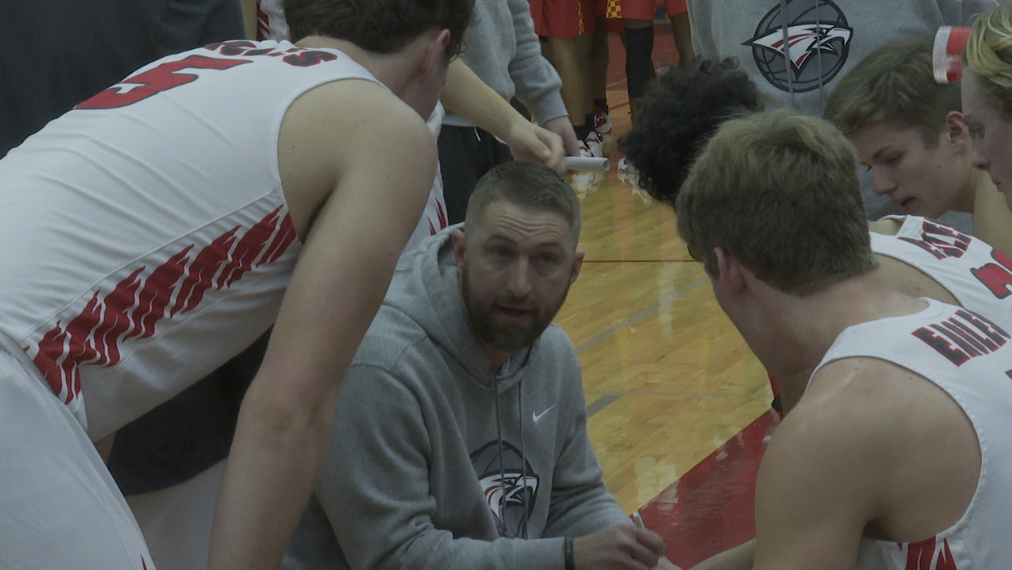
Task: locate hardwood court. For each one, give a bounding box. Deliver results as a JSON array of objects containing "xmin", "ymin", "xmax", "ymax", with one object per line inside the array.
[{"xmin": 552, "ymin": 26, "xmax": 774, "ymax": 566}]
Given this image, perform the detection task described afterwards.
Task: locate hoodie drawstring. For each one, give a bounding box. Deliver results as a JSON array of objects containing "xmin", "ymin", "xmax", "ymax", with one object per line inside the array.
[
  {"xmin": 492, "ymin": 357, "xmax": 530, "ymax": 539},
  {"xmin": 778, "ymin": 0, "xmax": 795, "ymax": 100},
  {"xmin": 779, "ymin": 0, "xmax": 830, "ymax": 109}
]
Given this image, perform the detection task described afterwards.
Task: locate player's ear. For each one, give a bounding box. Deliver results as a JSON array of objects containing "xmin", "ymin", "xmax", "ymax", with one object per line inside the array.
[
  {"xmin": 714, "ymin": 247, "xmax": 746, "ymax": 300},
  {"xmin": 452, "ymin": 228, "xmax": 467, "ymax": 266},
  {"xmin": 569, "ymin": 249, "xmax": 585, "ymax": 284},
  {"xmin": 946, "ymin": 111, "xmax": 971, "ymax": 154},
  {"xmin": 420, "ymin": 29, "xmax": 451, "ymax": 82}
]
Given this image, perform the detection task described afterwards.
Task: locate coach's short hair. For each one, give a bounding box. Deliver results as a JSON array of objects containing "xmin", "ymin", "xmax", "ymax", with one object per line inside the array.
[
  {"xmin": 825, "ymin": 34, "xmax": 961, "ymax": 145},
  {"xmin": 676, "ymin": 110, "xmax": 877, "ymax": 295},
  {"xmin": 285, "ymin": 0, "xmax": 472, "ymax": 58},
  {"xmin": 466, "ymin": 162, "xmax": 581, "ymax": 244},
  {"xmin": 965, "ymin": 0, "xmax": 1012, "ymax": 118}
]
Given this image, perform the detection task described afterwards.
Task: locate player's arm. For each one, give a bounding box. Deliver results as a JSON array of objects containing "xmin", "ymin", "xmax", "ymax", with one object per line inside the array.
[
  {"xmin": 206, "ymin": 80, "xmax": 436, "ymax": 570},
  {"xmin": 750, "ymin": 360, "xmax": 887, "ymax": 570},
  {"xmin": 505, "ymin": 0, "xmax": 580, "ymax": 156},
  {"xmin": 441, "ymin": 58, "xmax": 566, "ymax": 171}
]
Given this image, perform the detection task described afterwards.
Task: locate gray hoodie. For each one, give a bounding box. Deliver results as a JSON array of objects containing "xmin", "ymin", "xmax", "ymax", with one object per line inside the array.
[
  {"xmin": 282, "ymin": 225, "xmax": 630, "ymax": 570},
  {"xmin": 688, "ymin": 0, "xmax": 970, "ymax": 116},
  {"xmin": 687, "ymin": 0, "xmax": 979, "ymax": 227},
  {"xmin": 442, "ymin": 0, "xmax": 568, "ymax": 128}
]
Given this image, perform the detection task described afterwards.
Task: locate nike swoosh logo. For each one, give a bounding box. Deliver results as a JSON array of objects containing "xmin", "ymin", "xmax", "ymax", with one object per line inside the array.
[{"xmin": 533, "ymin": 405, "xmax": 556, "ymax": 423}]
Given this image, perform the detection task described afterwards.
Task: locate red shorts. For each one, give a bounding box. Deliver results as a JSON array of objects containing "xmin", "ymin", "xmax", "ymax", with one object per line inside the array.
[
  {"xmin": 603, "ymin": 0, "xmax": 686, "ymax": 21},
  {"xmin": 528, "ymin": 0, "xmax": 599, "ymax": 38}
]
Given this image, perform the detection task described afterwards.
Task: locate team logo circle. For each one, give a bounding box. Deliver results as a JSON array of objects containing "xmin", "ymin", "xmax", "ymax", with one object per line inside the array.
[{"xmin": 745, "ymin": 0, "xmax": 853, "ymax": 93}]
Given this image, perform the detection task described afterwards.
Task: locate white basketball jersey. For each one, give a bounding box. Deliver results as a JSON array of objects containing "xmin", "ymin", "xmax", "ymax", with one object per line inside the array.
[
  {"xmin": 814, "ymin": 300, "xmax": 1012, "ymax": 570},
  {"xmin": 871, "ymin": 215, "xmax": 1012, "ymax": 328},
  {"xmin": 0, "ymin": 40, "xmax": 380, "ymax": 438}
]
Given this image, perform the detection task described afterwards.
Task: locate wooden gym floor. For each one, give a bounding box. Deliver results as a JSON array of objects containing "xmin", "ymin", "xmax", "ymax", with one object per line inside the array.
[{"xmin": 555, "ymin": 24, "xmax": 776, "ymax": 567}]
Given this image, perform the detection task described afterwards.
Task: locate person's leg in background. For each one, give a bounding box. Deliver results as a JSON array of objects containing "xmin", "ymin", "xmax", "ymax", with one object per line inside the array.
[
  {"xmin": 622, "ymin": 18, "xmax": 654, "ymax": 124},
  {"xmin": 591, "ymin": 18, "xmax": 612, "ymax": 146},
  {"xmin": 437, "ymin": 126, "xmax": 514, "ymax": 225},
  {"xmin": 665, "ymin": 0, "xmax": 693, "ymax": 68},
  {"xmin": 530, "ymin": 0, "xmax": 601, "ymax": 156}
]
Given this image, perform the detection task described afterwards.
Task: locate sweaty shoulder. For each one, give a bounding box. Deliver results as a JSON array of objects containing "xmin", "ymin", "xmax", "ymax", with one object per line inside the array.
[
  {"xmin": 277, "ymin": 79, "xmax": 436, "ymax": 238},
  {"xmin": 773, "ymin": 356, "xmax": 980, "ymax": 539},
  {"xmin": 775, "ymin": 358, "xmax": 906, "ymax": 467}
]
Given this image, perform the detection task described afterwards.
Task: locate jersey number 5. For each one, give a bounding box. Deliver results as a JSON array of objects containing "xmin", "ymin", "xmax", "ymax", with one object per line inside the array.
[{"xmin": 77, "ymin": 55, "xmax": 249, "ymax": 110}]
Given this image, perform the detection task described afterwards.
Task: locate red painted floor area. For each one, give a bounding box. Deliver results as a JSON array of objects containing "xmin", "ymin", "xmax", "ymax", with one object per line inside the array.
[{"xmin": 637, "ymin": 409, "xmax": 781, "ymax": 568}]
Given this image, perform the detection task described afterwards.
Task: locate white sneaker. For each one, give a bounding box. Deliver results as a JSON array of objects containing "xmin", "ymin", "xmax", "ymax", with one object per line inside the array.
[
  {"xmin": 584, "ymin": 131, "xmax": 604, "ymax": 158},
  {"xmin": 594, "ymin": 106, "xmax": 612, "ymax": 136},
  {"xmin": 617, "ymin": 157, "xmax": 640, "ymax": 188},
  {"xmin": 570, "ymin": 139, "xmax": 606, "ymax": 197},
  {"xmin": 569, "ymin": 170, "xmax": 606, "ymax": 198}
]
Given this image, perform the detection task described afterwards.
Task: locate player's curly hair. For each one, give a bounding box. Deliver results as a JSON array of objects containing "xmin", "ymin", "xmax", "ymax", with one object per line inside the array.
[{"xmin": 618, "ymin": 58, "xmax": 764, "ymax": 210}]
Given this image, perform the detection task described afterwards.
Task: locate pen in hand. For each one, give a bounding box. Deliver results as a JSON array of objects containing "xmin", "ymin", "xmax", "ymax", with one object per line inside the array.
[
  {"xmin": 632, "ymin": 511, "xmax": 671, "ymax": 570},
  {"xmin": 632, "ymin": 510, "xmax": 646, "ymax": 529}
]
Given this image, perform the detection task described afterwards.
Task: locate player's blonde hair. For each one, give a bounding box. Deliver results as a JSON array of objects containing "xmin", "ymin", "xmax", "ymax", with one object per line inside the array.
[
  {"xmin": 965, "ymin": 0, "xmax": 1012, "ymax": 117},
  {"xmin": 676, "ymin": 110, "xmax": 877, "ymax": 296}
]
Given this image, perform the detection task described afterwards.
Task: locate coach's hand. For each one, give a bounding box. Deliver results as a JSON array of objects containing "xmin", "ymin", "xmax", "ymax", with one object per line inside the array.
[{"xmin": 574, "ymin": 524, "xmax": 668, "ymax": 570}]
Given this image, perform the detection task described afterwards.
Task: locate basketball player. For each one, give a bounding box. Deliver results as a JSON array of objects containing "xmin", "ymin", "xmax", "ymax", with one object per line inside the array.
[
  {"xmin": 824, "ymin": 34, "xmax": 1012, "ymax": 257},
  {"xmin": 962, "ymin": 0, "xmax": 1012, "ymax": 211},
  {"xmin": 0, "ymin": 1, "xmax": 472, "ymax": 570},
  {"xmin": 604, "ymin": 0, "xmax": 693, "ymax": 123},
  {"xmin": 686, "ymin": 0, "xmax": 983, "ymax": 221},
  {"xmin": 679, "ymin": 110, "xmax": 1012, "ymax": 569},
  {"xmin": 622, "ymin": 57, "xmax": 1012, "ymax": 414},
  {"xmin": 529, "ymin": 0, "xmax": 603, "ymax": 156}
]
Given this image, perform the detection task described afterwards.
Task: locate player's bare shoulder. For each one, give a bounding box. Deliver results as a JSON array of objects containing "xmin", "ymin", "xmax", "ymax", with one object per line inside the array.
[
  {"xmin": 277, "ymin": 79, "xmax": 434, "ymax": 238},
  {"xmin": 772, "ymin": 358, "xmax": 903, "ymax": 463},
  {"xmin": 778, "ymin": 355, "xmax": 980, "ymax": 536}
]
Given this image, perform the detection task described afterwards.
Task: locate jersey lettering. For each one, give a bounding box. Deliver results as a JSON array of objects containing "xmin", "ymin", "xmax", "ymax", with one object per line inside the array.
[
  {"xmin": 204, "ymin": 40, "xmax": 338, "ymax": 67},
  {"xmin": 77, "ymin": 41, "xmax": 338, "ymax": 110},
  {"xmin": 903, "ymin": 536, "xmax": 957, "ymax": 570},
  {"xmin": 77, "ymin": 55, "xmax": 249, "ymax": 109},
  {"xmin": 971, "ymin": 249, "xmax": 1012, "ymax": 299},
  {"xmin": 913, "ymin": 309, "xmax": 1011, "ymax": 366},
  {"xmin": 898, "ymin": 219, "xmax": 971, "ymax": 260}
]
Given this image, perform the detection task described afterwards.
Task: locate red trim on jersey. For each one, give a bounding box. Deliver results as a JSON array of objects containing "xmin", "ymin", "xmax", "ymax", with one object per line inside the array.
[{"xmin": 32, "ymin": 207, "xmax": 297, "ymax": 405}]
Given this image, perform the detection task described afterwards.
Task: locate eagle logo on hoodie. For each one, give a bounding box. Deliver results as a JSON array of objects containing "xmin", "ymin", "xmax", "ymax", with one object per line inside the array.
[
  {"xmin": 744, "ymin": 0, "xmax": 853, "ymax": 93},
  {"xmin": 472, "ymin": 441, "xmax": 540, "ymax": 538}
]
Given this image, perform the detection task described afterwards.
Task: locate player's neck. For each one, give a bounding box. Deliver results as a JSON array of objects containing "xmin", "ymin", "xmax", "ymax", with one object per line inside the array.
[
  {"xmin": 295, "ymin": 35, "xmax": 432, "ymax": 105},
  {"xmin": 295, "ymin": 37, "xmax": 399, "ymax": 86},
  {"xmin": 767, "ymin": 270, "xmax": 928, "ymax": 376}
]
